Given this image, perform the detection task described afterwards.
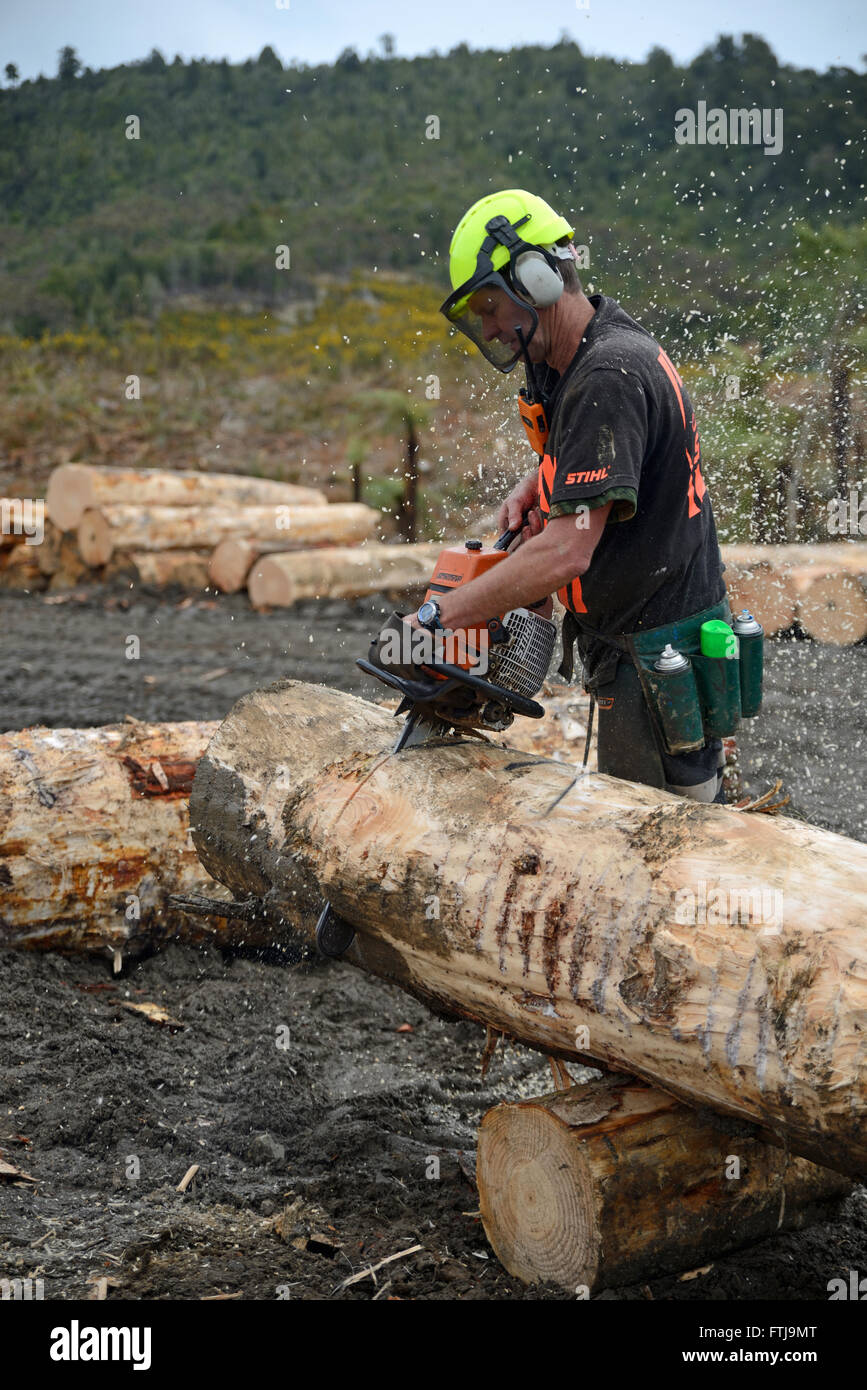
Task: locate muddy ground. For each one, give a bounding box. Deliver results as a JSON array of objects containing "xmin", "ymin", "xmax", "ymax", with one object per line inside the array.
[{"xmin": 2, "ymin": 585, "xmax": 866, "ymax": 1302}]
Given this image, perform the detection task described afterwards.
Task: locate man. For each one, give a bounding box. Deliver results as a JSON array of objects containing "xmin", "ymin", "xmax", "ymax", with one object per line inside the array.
[{"xmin": 413, "ymin": 187, "xmax": 731, "ymax": 802}]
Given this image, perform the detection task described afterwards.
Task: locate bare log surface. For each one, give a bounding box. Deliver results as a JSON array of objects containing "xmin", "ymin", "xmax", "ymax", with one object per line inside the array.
[
  {"xmin": 722, "ymin": 543, "xmax": 867, "ymax": 571},
  {"xmin": 247, "ymin": 542, "xmax": 444, "ymax": 607},
  {"xmin": 720, "ymin": 544, "xmax": 867, "ymax": 639},
  {"xmin": 77, "ymin": 502, "xmax": 378, "ymax": 567},
  {"xmin": 126, "ymin": 549, "xmax": 212, "ymax": 590},
  {"xmin": 189, "ymin": 680, "xmax": 867, "ymax": 1176},
  {"xmin": 791, "ymin": 567, "xmax": 867, "ymax": 645},
  {"xmin": 722, "ymin": 560, "xmax": 797, "ymax": 635},
  {"xmin": 46, "ymin": 463, "xmax": 326, "ymax": 531},
  {"xmin": 0, "ymin": 720, "xmax": 254, "ymax": 955},
  {"xmin": 478, "ymin": 1077, "xmax": 852, "ymax": 1292}
]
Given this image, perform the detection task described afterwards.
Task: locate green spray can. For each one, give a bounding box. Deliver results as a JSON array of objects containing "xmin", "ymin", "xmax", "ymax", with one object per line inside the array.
[
  {"xmin": 650, "ymin": 643, "xmax": 705, "ymax": 752},
  {"xmin": 732, "ymin": 610, "xmax": 764, "ymax": 717},
  {"xmin": 695, "ymin": 619, "xmax": 742, "ymax": 736}
]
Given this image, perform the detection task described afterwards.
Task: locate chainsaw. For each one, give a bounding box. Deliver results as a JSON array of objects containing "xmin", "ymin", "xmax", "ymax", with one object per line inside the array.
[{"xmin": 314, "ymin": 519, "xmax": 557, "ymax": 957}]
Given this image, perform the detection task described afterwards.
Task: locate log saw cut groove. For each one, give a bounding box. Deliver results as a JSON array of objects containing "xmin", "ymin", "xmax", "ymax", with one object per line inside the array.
[
  {"xmin": 189, "ymin": 680, "xmax": 867, "ymax": 1177},
  {"xmin": 477, "ymin": 1077, "xmax": 852, "ymax": 1292}
]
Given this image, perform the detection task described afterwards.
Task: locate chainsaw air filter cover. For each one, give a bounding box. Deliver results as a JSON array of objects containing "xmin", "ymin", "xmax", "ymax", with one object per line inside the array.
[{"xmin": 488, "ymin": 607, "xmax": 556, "ymax": 697}]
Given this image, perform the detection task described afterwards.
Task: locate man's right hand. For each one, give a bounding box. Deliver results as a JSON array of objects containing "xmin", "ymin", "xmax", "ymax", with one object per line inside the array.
[{"xmin": 497, "ymin": 470, "xmax": 540, "ymax": 539}]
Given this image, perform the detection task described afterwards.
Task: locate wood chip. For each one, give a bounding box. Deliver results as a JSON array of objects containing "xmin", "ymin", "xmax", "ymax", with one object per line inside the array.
[
  {"xmin": 87, "ymin": 1274, "xmax": 120, "ymax": 1300},
  {"xmin": 679, "ymin": 1263, "xmax": 714, "ymax": 1281},
  {"xmin": 119, "ymin": 1000, "xmax": 184, "ymax": 1029},
  {"xmin": 176, "ymin": 1163, "xmax": 200, "ymax": 1193},
  {"xmin": 201, "ymin": 666, "xmax": 231, "ymax": 682},
  {"xmin": 149, "ymin": 759, "xmax": 170, "ymax": 791},
  {"xmin": 0, "ymin": 1156, "xmax": 36, "ymax": 1183},
  {"xmin": 334, "ymin": 1244, "xmax": 423, "ymax": 1292},
  {"xmin": 201, "ymin": 1291, "xmax": 242, "ymax": 1300}
]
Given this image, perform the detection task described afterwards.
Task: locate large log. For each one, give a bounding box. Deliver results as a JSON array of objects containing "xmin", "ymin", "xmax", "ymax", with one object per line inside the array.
[
  {"xmin": 209, "ymin": 539, "xmax": 298, "ymax": 594},
  {"xmin": 791, "ymin": 567, "xmax": 867, "ymax": 645},
  {"xmin": 722, "ymin": 560, "xmax": 796, "ymax": 635},
  {"xmin": 189, "ymin": 681, "xmax": 867, "ymax": 1177},
  {"xmin": 0, "ymin": 720, "xmax": 267, "ymax": 956},
  {"xmin": 722, "ymin": 543, "xmax": 867, "ymax": 571},
  {"xmin": 478, "ymin": 1077, "xmax": 852, "ymax": 1292},
  {"xmin": 247, "ymin": 542, "xmax": 444, "ymax": 607},
  {"xmin": 77, "ymin": 502, "xmax": 379, "ymax": 567},
  {"xmin": 126, "ymin": 549, "xmax": 212, "ymax": 590},
  {"xmin": 721, "ymin": 544, "xmax": 867, "ymax": 639},
  {"xmin": 46, "ymin": 464, "xmax": 326, "ymax": 531}
]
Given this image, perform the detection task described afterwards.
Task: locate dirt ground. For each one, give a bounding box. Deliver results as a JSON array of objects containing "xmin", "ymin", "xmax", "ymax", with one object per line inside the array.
[{"xmin": 2, "ymin": 585, "xmax": 866, "ymax": 1301}]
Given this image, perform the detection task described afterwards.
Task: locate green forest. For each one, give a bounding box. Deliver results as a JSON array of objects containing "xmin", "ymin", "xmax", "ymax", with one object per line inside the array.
[{"xmin": 0, "ymin": 35, "xmax": 863, "ymax": 343}]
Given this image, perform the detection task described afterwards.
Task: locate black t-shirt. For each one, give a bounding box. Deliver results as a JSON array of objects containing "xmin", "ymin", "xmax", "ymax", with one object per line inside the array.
[{"xmin": 537, "ymin": 294, "xmax": 726, "ymax": 688}]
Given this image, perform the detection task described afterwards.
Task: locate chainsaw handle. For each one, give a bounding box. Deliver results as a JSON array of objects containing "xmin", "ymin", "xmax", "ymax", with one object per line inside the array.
[{"xmin": 493, "ymin": 509, "xmax": 532, "ymax": 551}]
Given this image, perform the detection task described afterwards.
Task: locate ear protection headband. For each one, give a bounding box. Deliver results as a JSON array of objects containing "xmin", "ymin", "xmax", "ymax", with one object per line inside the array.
[{"xmin": 481, "ymin": 213, "xmax": 566, "ymax": 308}]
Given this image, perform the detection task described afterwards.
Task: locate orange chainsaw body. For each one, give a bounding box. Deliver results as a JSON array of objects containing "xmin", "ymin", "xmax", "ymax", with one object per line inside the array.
[{"xmin": 420, "ymin": 541, "xmax": 509, "ymax": 674}]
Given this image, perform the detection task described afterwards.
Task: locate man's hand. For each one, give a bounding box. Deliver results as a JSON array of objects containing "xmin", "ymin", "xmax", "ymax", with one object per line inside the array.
[{"xmin": 497, "ymin": 469, "xmax": 540, "ymax": 547}]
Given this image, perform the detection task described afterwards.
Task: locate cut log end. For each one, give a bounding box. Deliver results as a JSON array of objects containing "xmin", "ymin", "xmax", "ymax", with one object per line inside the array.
[
  {"xmin": 479, "ymin": 1098, "xmax": 599, "ymax": 1291},
  {"xmin": 77, "ymin": 508, "xmax": 113, "ymax": 567},
  {"xmin": 794, "ymin": 569, "xmax": 867, "ymax": 645},
  {"xmin": 477, "ymin": 1081, "xmax": 853, "ymax": 1293}
]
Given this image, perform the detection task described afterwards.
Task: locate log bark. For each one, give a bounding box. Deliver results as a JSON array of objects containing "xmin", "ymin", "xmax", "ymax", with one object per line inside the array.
[
  {"xmin": 791, "ymin": 567, "xmax": 867, "ymax": 645},
  {"xmin": 0, "ymin": 720, "xmax": 270, "ymax": 956},
  {"xmin": 35, "ymin": 523, "xmax": 89, "ymax": 588},
  {"xmin": 77, "ymin": 503, "xmax": 378, "ymax": 567},
  {"xmin": 189, "ymin": 681, "xmax": 867, "ymax": 1176},
  {"xmin": 477, "ymin": 1077, "xmax": 852, "ymax": 1292},
  {"xmin": 0, "ymin": 544, "xmax": 47, "ymax": 591},
  {"xmin": 247, "ymin": 542, "xmax": 443, "ymax": 607},
  {"xmin": 46, "ymin": 464, "xmax": 326, "ymax": 531}
]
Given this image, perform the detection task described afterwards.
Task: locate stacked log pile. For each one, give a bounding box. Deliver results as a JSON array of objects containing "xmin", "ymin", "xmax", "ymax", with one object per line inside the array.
[
  {"xmin": 723, "ymin": 542, "xmax": 867, "ymax": 644},
  {"xmin": 5, "ymin": 466, "xmax": 867, "ymax": 630},
  {"xmin": 8, "ymin": 464, "xmax": 382, "ymax": 594}
]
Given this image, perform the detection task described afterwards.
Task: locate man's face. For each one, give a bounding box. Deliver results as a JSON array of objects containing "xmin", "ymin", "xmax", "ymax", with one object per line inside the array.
[{"xmin": 467, "ymin": 284, "xmax": 545, "ymax": 363}]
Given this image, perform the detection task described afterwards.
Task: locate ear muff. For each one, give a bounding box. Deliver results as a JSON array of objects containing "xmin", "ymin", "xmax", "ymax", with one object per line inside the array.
[{"xmin": 512, "ymin": 250, "xmax": 564, "ymax": 308}]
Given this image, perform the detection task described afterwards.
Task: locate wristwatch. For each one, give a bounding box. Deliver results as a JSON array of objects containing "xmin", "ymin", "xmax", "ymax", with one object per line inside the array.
[{"xmin": 416, "ymin": 598, "xmax": 444, "ymax": 631}]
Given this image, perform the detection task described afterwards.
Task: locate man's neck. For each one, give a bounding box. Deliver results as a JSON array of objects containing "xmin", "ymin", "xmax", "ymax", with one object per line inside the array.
[{"xmin": 545, "ymin": 293, "xmax": 598, "ymax": 376}]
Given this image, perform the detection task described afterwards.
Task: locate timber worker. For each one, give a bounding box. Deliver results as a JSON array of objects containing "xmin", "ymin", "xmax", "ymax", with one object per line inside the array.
[{"xmin": 415, "ymin": 187, "xmax": 733, "ymax": 803}]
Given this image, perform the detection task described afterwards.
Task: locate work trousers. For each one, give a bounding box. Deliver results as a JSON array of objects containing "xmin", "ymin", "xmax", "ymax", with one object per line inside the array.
[{"xmin": 593, "ymin": 658, "xmax": 726, "ymax": 804}]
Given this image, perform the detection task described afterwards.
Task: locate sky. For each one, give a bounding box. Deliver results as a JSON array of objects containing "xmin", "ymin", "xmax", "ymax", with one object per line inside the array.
[{"xmin": 1, "ymin": 0, "xmax": 865, "ymax": 81}]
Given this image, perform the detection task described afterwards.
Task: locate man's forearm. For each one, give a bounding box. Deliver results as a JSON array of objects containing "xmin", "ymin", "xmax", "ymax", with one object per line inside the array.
[{"xmin": 434, "ymin": 523, "xmax": 586, "ymax": 630}]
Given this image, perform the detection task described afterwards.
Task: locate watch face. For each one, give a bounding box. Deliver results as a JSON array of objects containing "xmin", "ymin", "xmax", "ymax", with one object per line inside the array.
[{"xmin": 417, "ymin": 601, "xmax": 438, "ymax": 626}]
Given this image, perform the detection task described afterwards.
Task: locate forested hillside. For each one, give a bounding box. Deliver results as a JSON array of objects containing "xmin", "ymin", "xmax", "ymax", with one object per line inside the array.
[{"xmin": 0, "ymin": 35, "xmax": 863, "ymax": 343}]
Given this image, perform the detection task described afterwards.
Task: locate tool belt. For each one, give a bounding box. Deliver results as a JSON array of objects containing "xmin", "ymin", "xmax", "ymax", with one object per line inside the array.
[{"xmin": 560, "ymin": 597, "xmax": 763, "ymax": 756}]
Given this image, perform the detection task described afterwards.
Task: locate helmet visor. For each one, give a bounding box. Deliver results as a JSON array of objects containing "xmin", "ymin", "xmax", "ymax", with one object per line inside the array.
[{"xmin": 439, "ymin": 272, "xmax": 539, "ymax": 373}]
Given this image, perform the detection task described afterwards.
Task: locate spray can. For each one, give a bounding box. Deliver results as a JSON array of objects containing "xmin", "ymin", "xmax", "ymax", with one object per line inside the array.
[
  {"xmin": 732, "ymin": 610, "xmax": 764, "ymax": 717},
  {"xmin": 650, "ymin": 644, "xmax": 705, "ymax": 752},
  {"xmin": 692, "ymin": 618, "xmax": 742, "ymax": 736}
]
